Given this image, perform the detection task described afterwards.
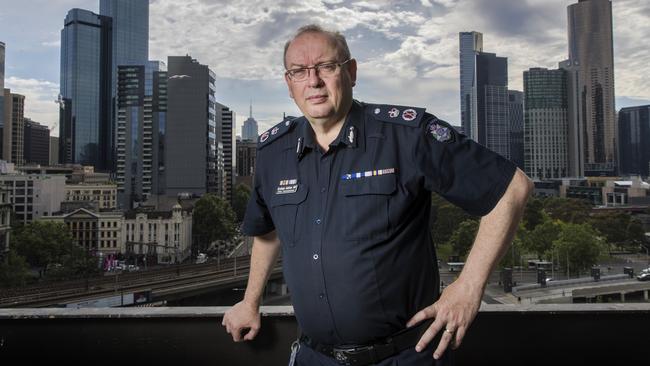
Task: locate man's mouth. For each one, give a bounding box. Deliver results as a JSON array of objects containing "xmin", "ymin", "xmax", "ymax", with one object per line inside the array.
[{"xmin": 307, "ymin": 94, "xmax": 328, "ymax": 102}]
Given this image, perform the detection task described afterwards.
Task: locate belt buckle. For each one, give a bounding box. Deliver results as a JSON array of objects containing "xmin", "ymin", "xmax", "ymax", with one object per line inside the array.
[
  {"xmin": 334, "ymin": 349, "xmax": 351, "ymax": 365},
  {"xmin": 333, "ymin": 345, "xmax": 374, "ymax": 366}
]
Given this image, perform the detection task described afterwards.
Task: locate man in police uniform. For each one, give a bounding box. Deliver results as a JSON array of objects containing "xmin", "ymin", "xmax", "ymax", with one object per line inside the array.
[{"xmin": 222, "ymin": 24, "xmax": 533, "ymax": 365}]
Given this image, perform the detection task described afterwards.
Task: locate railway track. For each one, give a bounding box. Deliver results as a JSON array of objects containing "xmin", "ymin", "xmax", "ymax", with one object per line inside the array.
[{"xmin": 0, "ymin": 256, "xmax": 260, "ymax": 307}]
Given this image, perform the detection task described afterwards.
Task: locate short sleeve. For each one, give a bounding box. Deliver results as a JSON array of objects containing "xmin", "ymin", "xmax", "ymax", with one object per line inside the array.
[
  {"xmin": 240, "ymin": 152, "xmax": 275, "ymax": 236},
  {"xmin": 414, "ymin": 117, "xmax": 517, "ymax": 216}
]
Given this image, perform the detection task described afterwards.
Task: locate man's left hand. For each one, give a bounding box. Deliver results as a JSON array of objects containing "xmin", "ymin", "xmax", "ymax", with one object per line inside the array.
[{"xmin": 405, "ymin": 278, "xmax": 483, "ymax": 359}]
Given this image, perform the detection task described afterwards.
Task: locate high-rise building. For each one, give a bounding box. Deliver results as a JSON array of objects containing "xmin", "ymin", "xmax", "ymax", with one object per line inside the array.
[
  {"xmin": 50, "ymin": 136, "xmax": 59, "ymax": 165},
  {"xmin": 459, "ymin": 32, "xmax": 483, "ymax": 141},
  {"xmin": 618, "ymin": 105, "xmax": 650, "ymax": 177},
  {"xmin": 0, "ymin": 41, "xmax": 5, "ymax": 156},
  {"xmin": 166, "ymin": 55, "xmax": 218, "ymax": 197},
  {"xmin": 115, "ymin": 62, "xmax": 167, "ymax": 209},
  {"xmin": 476, "ymin": 52, "xmax": 509, "ymax": 159},
  {"xmin": 565, "ymin": 0, "xmax": 616, "ymax": 175},
  {"xmin": 508, "ymin": 90, "xmax": 524, "ymax": 170},
  {"xmin": 217, "ymin": 103, "xmax": 235, "ymax": 203},
  {"xmin": 237, "ymin": 138, "xmax": 257, "ymax": 177},
  {"xmin": 242, "ymin": 101, "xmax": 259, "ymax": 141},
  {"xmin": 24, "ymin": 118, "xmax": 50, "ymax": 166},
  {"xmin": 524, "ymin": 67, "xmax": 569, "ymax": 180},
  {"xmin": 100, "ymin": 0, "xmax": 149, "ymax": 172},
  {"xmin": 59, "ymin": 9, "xmax": 113, "ymax": 171},
  {"xmin": 1, "ymin": 88, "xmax": 11, "ymax": 161},
  {"xmin": 8, "ymin": 92, "xmax": 25, "ymax": 166}
]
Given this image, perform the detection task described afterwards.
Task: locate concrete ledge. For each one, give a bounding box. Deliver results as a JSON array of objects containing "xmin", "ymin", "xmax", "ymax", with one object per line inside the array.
[{"xmin": 1, "ymin": 305, "xmax": 648, "ymax": 365}]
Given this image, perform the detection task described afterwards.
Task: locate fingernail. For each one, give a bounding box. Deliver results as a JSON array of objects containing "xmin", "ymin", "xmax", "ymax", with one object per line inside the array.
[
  {"xmin": 415, "ymin": 345, "xmax": 421, "ymax": 352},
  {"xmin": 434, "ymin": 353, "xmax": 439, "ymax": 359}
]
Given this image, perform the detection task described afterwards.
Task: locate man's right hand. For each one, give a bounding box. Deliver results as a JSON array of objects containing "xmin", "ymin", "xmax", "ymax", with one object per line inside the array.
[{"xmin": 222, "ymin": 300, "xmax": 261, "ymax": 342}]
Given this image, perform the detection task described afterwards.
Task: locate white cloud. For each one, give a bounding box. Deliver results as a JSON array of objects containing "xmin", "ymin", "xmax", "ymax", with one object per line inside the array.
[
  {"xmin": 41, "ymin": 40, "xmax": 61, "ymax": 48},
  {"xmin": 3, "ymin": 0, "xmax": 649, "ymax": 136},
  {"xmin": 4, "ymin": 77, "xmax": 60, "ymax": 135}
]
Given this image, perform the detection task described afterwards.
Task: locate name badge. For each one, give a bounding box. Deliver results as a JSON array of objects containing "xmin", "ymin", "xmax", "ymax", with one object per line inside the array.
[{"xmin": 276, "ymin": 179, "xmax": 298, "ymax": 195}]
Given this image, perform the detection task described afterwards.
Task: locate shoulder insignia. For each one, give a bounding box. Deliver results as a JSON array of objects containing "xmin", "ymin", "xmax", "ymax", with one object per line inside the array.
[
  {"xmin": 367, "ymin": 104, "xmax": 426, "ymax": 127},
  {"xmin": 258, "ymin": 117, "xmax": 299, "ymax": 149},
  {"xmin": 425, "ymin": 116, "xmax": 456, "ymax": 144}
]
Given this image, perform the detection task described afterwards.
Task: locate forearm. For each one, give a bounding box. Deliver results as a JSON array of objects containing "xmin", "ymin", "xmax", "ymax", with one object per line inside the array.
[
  {"xmin": 242, "ymin": 230, "xmax": 282, "ymax": 308},
  {"xmin": 458, "ymin": 169, "xmax": 532, "ymax": 293}
]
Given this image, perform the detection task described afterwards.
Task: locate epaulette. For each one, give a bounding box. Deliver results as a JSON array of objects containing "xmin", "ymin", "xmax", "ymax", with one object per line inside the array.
[
  {"xmin": 366, "ymin": 103, "xmax": 426, "ymax": 127},
  {"xmin": 258, "ymin": 117, "xmax": 299, "ymax": 149}
]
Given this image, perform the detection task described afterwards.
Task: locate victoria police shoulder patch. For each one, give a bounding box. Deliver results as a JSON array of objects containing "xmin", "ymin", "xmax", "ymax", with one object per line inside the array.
[
  {"xmin": 426, "ymin": 117, "xmax": 455, "ymax": 143},
  {"xmin": 258, "ymin": 117, "xmax": 299, "ymax": 149},
  {"xmin": 367, "ymin": 104, "xmax": 426, "ymax": 127}
]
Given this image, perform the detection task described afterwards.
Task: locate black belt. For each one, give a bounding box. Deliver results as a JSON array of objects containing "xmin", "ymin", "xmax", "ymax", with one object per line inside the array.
[{"xmin": 300, "ymin": 319, "xmax": 434, "ymax": 366}]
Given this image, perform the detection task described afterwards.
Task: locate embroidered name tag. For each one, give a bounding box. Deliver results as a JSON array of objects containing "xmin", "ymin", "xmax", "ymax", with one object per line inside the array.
[
  {"xmin": 341, "ymin": 168, "xmax": 396, "ymax": 181},
  {"xmin": 276, "ymin": 179, "xmax": 299, "ymax": 194}
]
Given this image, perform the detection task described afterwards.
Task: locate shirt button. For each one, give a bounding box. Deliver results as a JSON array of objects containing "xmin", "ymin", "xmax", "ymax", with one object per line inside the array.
[
  {"xmin": 315, "ymin": 218, "xmax": 321, "ymax": 225},
  {"xmin": 313, "ymin": 254, "xmax": 319, "ymax": 260},
  {"xmin": 319, "ymin": 293, "xmax": 325, "ymax": 299},
  {"xmin": 320, "ymin": 187, "xmax": 326, "ymax": 193}
]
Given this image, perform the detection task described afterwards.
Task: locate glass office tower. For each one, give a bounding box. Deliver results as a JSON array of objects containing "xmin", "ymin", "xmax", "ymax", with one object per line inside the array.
[{"xmin": 59, "ymin": 9, "xmax": 113, "ymax": 170}]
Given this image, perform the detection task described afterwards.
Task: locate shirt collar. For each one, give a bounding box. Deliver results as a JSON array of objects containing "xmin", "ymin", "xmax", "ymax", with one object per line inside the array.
[{"xmin": 295, "ymin": 100, "xmax": 366, "ymax": 160}]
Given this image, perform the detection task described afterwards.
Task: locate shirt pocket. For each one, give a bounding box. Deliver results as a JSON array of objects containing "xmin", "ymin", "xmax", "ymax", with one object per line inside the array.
[
  {"xmin": 269, "ymin": 184, "xmax": 309, "ymax": 247},
  {"xmin": 340, "ymin": 174, "xmax": 396, "ymax": 241}
]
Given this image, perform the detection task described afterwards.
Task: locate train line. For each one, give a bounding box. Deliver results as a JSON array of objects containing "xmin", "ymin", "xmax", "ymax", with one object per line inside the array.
[{"xmin": 0, "ymin": 256, "xmax": 261, "ymax": 307}]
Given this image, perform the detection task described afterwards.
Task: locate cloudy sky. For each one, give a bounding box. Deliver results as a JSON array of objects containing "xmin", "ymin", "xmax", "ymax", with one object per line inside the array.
[{"xmin": 1, "ymin": 0, "xmax": 649, "ymax": 137}]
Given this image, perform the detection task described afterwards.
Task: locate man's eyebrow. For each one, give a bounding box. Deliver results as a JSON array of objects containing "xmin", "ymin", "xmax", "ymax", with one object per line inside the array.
[
  {"xmin": 288, "ymin": 63, "xmax": 308, "ymax": 69},
  {"xmin": 288, "ymin": 59, "xmax": 338, "ymax": 69}
]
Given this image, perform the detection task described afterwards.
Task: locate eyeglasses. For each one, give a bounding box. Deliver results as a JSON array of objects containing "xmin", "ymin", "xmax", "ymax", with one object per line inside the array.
[{"xmin": 285, "ymin": 59, "xmax": 352, "ymax": 82}]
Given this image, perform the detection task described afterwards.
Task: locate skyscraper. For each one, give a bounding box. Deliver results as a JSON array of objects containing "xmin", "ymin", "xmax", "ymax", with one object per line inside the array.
[
  {"xmin": 459, "ymin": 32, "xmax": 483, "ymax": 141},
  {"xmin": 566, "ymin": 0, "xmax": 616, "ymax": 175},
  {"xmin": 9, "ymin": 92, "xmax": 25, "ymax": 166},
  {"xmin": 523, "ymin": 68, "xmax": 569, "ymax": 180},
  {"xmin": 476, "ymin": 51, "xmax": 509, "ymax": 159},
  {"xmin": 24, "ymin": 118, "xmax": 50, "ymax": 166},
  {"xmin": 217, "ymin": 103, "xmax": 236, "ymax": 203},
  {"xmin": 59, "ymin": 9, "xmax": 113, "ymax": 170},
  {"xmin": 100, "ymin": 0, "xmax": 150, "ymax": 173},
  {"xmin": 0, "ymin": 41, "xmax": 4, "ymax": 156},
  {"xmin": 618, "ymin": 105, "xmax": 650, "ymax": 177},
  {"xmin": 242, "ymin": 101, "xmax": 259, "ymax": 141},
  {"xmin": 166, "ymin": 56, "xmax": 218, "ymax": 197},
  {"xmin": 115, "ymin": 61, "xmax": 167, "ymax": 208},
  {"xmin": 508, "ymin": 90, "xmax": 524, "ymax": 169}
]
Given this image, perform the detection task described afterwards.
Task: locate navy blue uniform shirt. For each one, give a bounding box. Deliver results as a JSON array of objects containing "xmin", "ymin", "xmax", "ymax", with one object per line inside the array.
[{"xmin": 241, "ymin": 100, "xmax": 516, "ymax": 345}]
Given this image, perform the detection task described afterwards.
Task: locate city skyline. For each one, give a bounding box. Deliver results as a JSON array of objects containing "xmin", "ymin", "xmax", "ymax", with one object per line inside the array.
[{"xmin": 1, "ymin": 0, "xmax": 649, "ymax": 137}]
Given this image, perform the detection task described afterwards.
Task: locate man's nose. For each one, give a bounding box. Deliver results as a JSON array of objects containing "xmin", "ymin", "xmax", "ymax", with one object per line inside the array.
[{"xmin": 307, "ymin": 68, "xmax": 324, "ymax": 87}]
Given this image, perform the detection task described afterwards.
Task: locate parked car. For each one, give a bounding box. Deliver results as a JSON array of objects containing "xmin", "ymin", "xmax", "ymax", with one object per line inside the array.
[{"xmin": 636, "ymin": 272, "xmax": 650, "ymax": 281}]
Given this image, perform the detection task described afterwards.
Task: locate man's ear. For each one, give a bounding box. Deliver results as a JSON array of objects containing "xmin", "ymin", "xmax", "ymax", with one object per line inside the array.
[
  {"xmin": 284, "ymin": 73, "xmax": 295, "ymax": 99},
  {"xmin": 348, "ymin": 58, "xmax": 358, "ymax": 87}
]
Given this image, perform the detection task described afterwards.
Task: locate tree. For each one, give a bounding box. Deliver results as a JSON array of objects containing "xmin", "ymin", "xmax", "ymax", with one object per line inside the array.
[
  {"xmin": 192, "ymin": 193, "xmax": 238, "ymax": 253},
  {"xmin": 430, "ymin": 193, "xmax": 475, "ymax": 247},
  {"xmin": 523, "ymin": 197, "xmax": 545, "ymax": 231},
  {"xmin": 0, "ymin": 249, "xmax": 30, "ymax": 288},
  {"xmin": 232, "ymin": 184, "xmax": 251, "ymax": 222},
  {"xmin": 543, "ymin": 197, "xmax": 591, "ymax": 224},
  {"xmin": 553, "ymin": 222, "xmax": 605, "ymax": 276},
  {"xmin": 13, "ymin": 221, "xmax": 80, "ymax": 278},
  {"xmin": 447, "ymin": 219, "xmax": 479, "ymax": 259},
  {"xmin": 589, "ymin": 211, "xmax": 645, "ymax": 252},
  {"xmin": 523, "ymin": 216, "xmax": 562, "ymax": 260}
]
